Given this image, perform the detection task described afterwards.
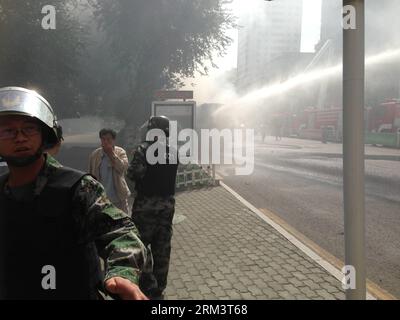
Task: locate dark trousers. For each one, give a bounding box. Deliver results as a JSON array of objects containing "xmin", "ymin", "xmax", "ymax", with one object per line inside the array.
[{"xmin": 131, "ymin": 196, "xmax": 175, "ymax": 296}]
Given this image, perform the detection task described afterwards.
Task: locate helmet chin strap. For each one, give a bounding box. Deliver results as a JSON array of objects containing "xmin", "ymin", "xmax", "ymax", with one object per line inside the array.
[{"xmin": 1, "ymin": 147, "xmax": 44, "ymax": 168}]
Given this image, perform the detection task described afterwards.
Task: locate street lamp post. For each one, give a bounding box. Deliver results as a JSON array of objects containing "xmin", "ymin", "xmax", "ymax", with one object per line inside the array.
[{"xmin": 343, "ymin": 0, "xmax": 366, "ymax": 300}]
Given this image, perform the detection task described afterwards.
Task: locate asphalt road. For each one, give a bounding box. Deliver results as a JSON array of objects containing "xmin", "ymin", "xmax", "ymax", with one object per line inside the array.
[{"xmin": 219, "ymin": 136, "xmax": 400, "ymax": 298}]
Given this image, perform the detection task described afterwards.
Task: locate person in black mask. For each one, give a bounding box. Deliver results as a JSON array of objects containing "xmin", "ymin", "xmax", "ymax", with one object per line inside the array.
[{"xmin": 0, "ymin": 87, "xmax": 148, "ymax": 300}]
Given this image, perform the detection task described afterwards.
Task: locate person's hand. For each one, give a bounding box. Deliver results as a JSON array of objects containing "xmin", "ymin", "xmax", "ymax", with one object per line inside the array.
[
  {"xmin": 102, "ymin": 142, "xmax": 114, "ymax": 157},
  {"xmin": 105, "ymin": 277, "xmax": 149, "ymax": 300}
]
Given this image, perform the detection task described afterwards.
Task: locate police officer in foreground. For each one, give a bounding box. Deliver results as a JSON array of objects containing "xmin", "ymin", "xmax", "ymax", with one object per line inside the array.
[
  {"xmin": 0, "ymin": 87, "xmax": 148, "ymax": 300},
  {"xmin": 127, "ymin": 115, "xmax": 179, "ymax": 300}
]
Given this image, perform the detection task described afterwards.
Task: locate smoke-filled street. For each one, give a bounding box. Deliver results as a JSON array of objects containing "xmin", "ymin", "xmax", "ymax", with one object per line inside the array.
[
  {"xmin": 2, "ymin": 0, "xmax": 400, "ymax": 303},
  {"xmin": 219, "ymin": 136, "xmax": 400, "ymax": 297}
]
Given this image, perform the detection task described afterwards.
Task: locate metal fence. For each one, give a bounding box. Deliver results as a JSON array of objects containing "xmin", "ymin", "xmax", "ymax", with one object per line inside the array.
[{"xmin": 176, "ymin": 164, "xmax": 217, "ymax": 189}]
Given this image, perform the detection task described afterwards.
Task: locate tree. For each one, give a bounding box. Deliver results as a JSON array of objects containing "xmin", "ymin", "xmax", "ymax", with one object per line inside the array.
[
  {"xmin": 0, "ymin": 0, "xmax": 86, "ymax": 118},
  {"xmin": 92, "ymin": 0, "xmax": 236, "ymax": 124}
]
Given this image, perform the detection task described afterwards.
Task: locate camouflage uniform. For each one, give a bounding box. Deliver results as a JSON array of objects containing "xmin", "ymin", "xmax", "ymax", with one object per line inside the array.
[
  {"xmin": 127, "ymin": 142, "xmax": 177, "ymax": 297},
  {"xmin": 1, "ymin": 154, "xmax": 147, "ymax": 294}
]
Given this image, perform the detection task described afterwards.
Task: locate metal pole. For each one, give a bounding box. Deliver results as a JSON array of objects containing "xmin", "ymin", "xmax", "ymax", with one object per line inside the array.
[{"xmin": 343, "ymin": 0, "xmax": 366, "ymax": 300}]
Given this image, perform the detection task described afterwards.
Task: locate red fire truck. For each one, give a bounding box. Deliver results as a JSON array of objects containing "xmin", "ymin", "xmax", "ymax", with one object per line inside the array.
[
  {"xmin": 287, "ymin": 99, "xmax": 400, "ymax": 145},
  {"xmin": 367, "ymin": 99, "xmax": 400, "ymax": 133},
  {"xmin": 289, "ymin": 107, "xmax": 343, "ymax": 142}
]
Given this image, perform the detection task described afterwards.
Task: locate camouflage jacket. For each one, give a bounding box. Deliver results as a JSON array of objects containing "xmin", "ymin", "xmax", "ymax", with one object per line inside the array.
[
  {"xmin": 2, "ymin": 155, "xmax": 147, "ymax": 286},
  {"xmin": 127, "ymin": 141, "xmax": 179, "ymax": 199},
  {"xmin": 127, "ymin": 141, "xmax": 178, "ymax": 181},
  {"xmin": 127, "ymin": 142, "xmax": 149, "ymax": 182}
]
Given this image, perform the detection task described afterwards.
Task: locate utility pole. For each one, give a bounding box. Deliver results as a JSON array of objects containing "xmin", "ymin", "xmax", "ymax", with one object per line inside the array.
[{"xmin": 342, "ymin": 0, "xmax": 366, "ymax": 300}]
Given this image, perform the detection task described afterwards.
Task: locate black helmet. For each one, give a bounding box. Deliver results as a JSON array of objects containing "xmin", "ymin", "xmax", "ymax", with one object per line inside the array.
[
  {"xmin": 147, "ymin": 115, "xmax": 170, "ymax": 137},
  {"xmin": 55, "ymin": 122, "xmax": 64, "ymax": 142}
]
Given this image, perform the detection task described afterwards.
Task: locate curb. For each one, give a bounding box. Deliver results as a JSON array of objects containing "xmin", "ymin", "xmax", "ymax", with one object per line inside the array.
[{"xmin": 219, "ymin": 181, "xmax": 397, "ymax": 300}]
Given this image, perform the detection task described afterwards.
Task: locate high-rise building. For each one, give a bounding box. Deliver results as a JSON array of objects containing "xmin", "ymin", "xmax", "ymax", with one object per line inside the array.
[
  {"xmin": 317, "ymin": 0, "xmax": 400, "ymax": 107},
  {"xmin": 236, "ymin": 0, "xmax": 303, "ymax": 92},
  {"xmin": 319, "ymin": 0, "xmax": 342, "ymax": 47},
  {"xmin": 315, "ymin": 0, "xmax": 342, "ymax": 66}
]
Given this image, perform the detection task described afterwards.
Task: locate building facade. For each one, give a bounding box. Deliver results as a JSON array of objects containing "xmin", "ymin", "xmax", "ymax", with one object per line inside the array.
[{"xmin": 236, "ymin": 0, "xmax": 303, "ymax": 92}]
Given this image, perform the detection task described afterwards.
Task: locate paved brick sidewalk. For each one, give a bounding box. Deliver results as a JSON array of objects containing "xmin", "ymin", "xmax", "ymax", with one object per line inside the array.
[{"xmin": 164, "ymin": 186, "xmax": 345, "ymax": 300}]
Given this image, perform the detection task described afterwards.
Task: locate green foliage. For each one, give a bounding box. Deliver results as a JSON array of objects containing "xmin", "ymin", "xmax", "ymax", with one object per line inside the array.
[
  {"xmin": 0, "ymin": 0, "xmax": 85, "ymax": 118},
  {"xmin": 0, "ymin": 0, "xmax": 235, "ymax": 123},
  {"xmin": 92, "ymin": 0, "xmax": 236, "ymax": 124}
]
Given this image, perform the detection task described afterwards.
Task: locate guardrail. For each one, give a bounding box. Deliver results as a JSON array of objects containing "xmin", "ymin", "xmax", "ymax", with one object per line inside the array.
[
  {"xmin": 176, "ymin": 164, "xmax": 218, "ymax": 190},
  {"xmin": 365, "ymin": 132, "xmax": 400, "ymax": 148}
]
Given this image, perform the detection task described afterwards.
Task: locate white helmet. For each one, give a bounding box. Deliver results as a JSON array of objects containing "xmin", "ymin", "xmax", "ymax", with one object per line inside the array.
[{"xmin": 0, "ymin": 86, "xmax": 59, "ymax": 147}]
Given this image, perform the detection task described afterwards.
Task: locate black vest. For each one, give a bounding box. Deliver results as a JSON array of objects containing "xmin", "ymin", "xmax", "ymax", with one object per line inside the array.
[
  {"xmin": 0, "ymin": 167, "xmax": 102, "ymax": 300},
  {"xmin": 136, "ymin": 144, "xmax": 178, "ymax": 197}
]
